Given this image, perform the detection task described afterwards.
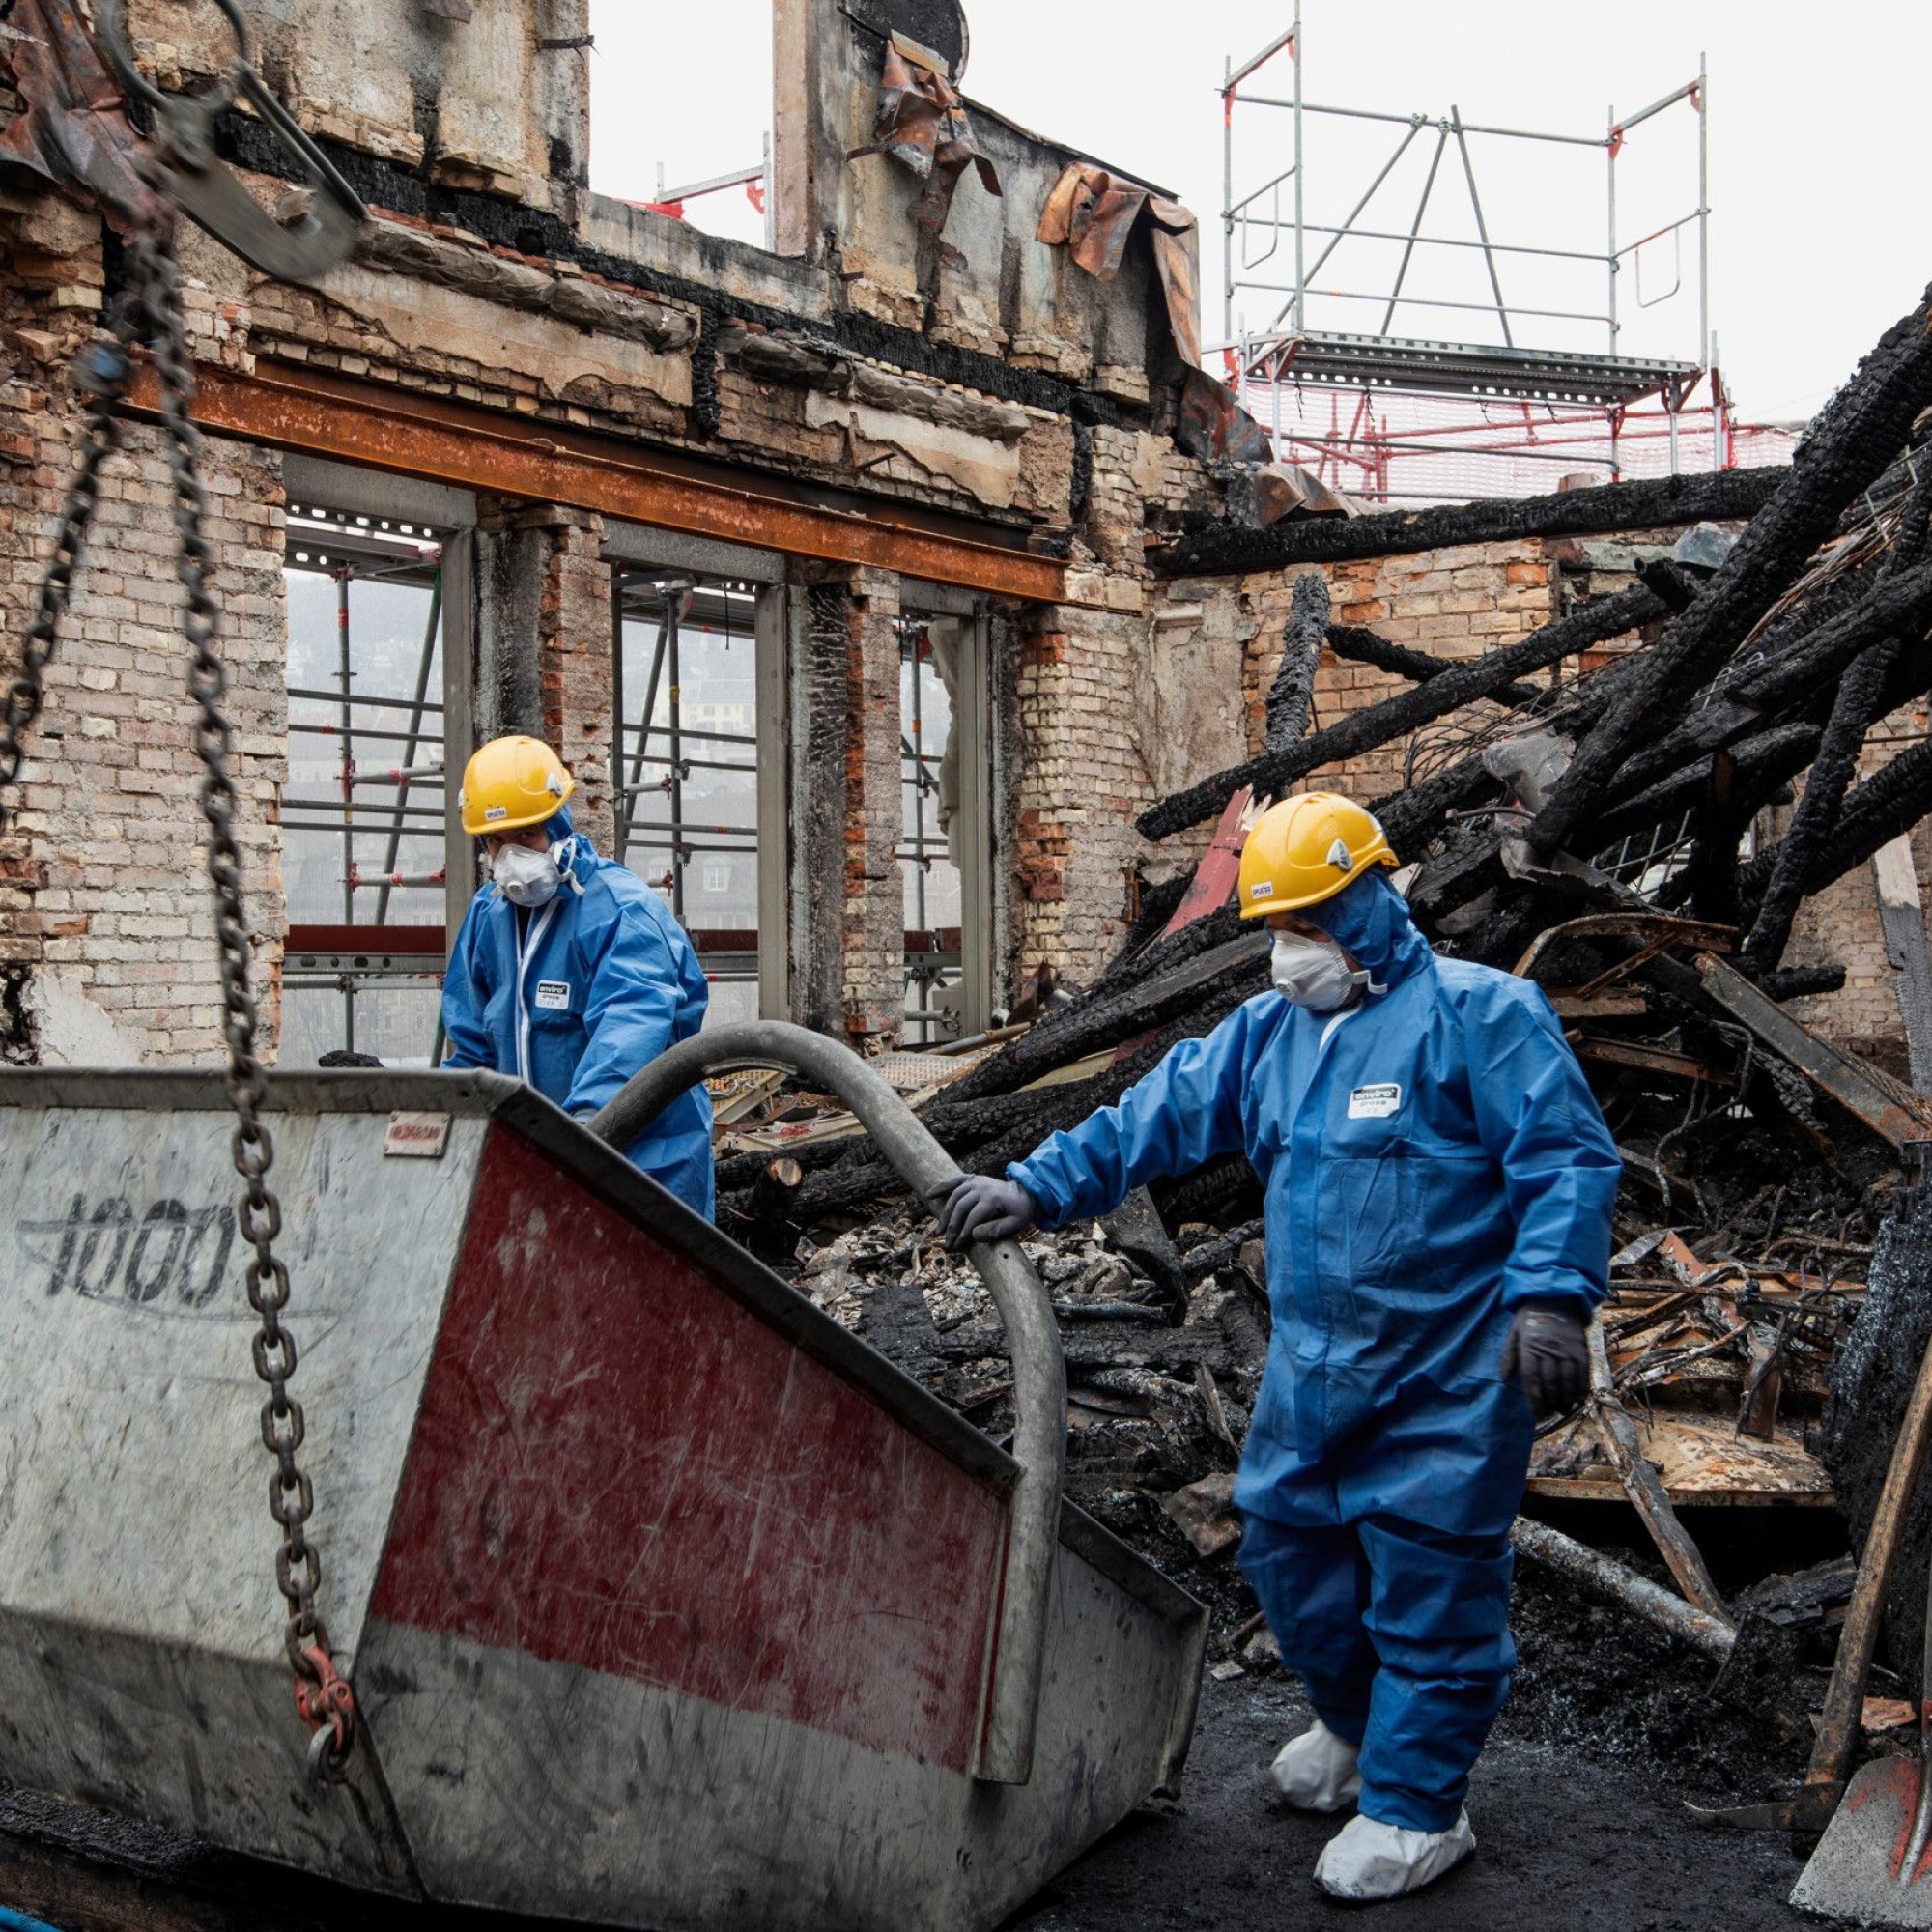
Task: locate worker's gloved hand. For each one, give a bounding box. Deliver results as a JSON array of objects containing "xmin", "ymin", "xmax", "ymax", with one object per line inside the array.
[
  {"xmin": 938, "ymin": 1174, "xmax": 1038, "ymax": 1249},
  {"xmin": 1500, "ymin": 1304, "xmax": 1590, "ymax": 1413}
]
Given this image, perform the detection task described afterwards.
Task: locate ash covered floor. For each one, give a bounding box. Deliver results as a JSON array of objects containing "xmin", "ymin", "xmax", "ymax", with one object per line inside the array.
[{"xmin": 1002, "ymin": 1672, "xmax": 1824, "ymax": 1932}]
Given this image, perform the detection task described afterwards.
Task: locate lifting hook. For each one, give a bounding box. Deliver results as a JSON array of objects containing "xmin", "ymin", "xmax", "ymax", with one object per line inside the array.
[{"xmin": 92, "ymin": 0, "xmax": 365, "ymax": 285}]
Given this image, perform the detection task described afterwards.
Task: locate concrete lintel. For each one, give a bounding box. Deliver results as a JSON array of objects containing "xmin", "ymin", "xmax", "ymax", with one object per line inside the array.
[
  {"xmin": 601, "ymin": 522, "xmax": 786, "ymax": 583},
  {"xmin": 283, "ymin": 454, "xmax": 477, "ymax": 530}
]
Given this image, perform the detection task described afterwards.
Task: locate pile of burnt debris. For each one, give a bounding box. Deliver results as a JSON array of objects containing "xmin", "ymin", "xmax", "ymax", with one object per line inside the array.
[{"xmin": 712, "ymin": 282, "xmax": 1932, "ymax": 1795}]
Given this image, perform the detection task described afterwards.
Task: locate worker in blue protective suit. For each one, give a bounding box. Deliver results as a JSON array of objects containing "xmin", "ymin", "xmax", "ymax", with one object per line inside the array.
[
  {"xmin": 441, "ymin": 734, "xmax": 715, "ymax": 1219},
  {"xmin": 940, "ymin": 791, "xmax": 1618, "ymax": 1901}
]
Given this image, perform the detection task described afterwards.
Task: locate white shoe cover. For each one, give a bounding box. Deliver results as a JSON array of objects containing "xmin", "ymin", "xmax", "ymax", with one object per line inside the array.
[
  {"xmin": 1269, "ymin": 1718, "xmax": 1363, "ymax": 1813},
  {"xmin": 1313, "ymin": 1808, "xmax": 1476, "ymax": 1899}
]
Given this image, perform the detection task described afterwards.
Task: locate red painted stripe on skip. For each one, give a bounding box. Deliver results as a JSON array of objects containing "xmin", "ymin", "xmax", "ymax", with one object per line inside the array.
[{"xmin": 369, "ymin": 1126, "xmax": 1007, "ymax": 1772}]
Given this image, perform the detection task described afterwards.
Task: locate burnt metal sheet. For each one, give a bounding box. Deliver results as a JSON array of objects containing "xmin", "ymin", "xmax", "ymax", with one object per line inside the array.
[
  {"xmin": 841, "ymin": 0, "xmax": 970, "ymax": 79},
  {"xmin": 1697, "ymin": 952, "xmax": 1932, "ymax": 1151},
  {"xmin": 855, "ymin": 35, "xmax": 999, "ymax": 267},
  {"xmin": 127, "ymin": 362, "xmax": 1069, "ymax": 604},
  {"xmin": 1037, "ymin": 162, "xmax": 1203, "ymax": 371},
  {"xmin": 0, "ymin": 0, "xmax": 151, "ymax": 222},
  {"xmin": 1176, "ymin": 366, "xmax": 1272, "ymax": 467}
]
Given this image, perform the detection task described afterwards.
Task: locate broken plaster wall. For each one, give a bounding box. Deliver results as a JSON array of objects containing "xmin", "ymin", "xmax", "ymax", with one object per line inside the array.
[
  {"xmin": 123, "ymin": 0, "xmax": 591, "ymax": 209},
  {"xmin": 474, "ymin": 499, "xmax": 615, "ymax": 854},
  {"xmin": 771, "ymin": 0, "xmax": 1160, "ymax": 384},
  {"xmin": 2, "ymin": 0, "xmax": 1241, "ymax": 1050},
  {"xmin": 0, "ymin": 190, "xmax": 286, "ymax": 1066}
]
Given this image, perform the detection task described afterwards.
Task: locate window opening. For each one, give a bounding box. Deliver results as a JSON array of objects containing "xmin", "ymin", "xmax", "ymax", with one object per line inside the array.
[
  {"xmin": 614, "ymin": 567, "xmax": 762, "ymax": 1027},
  {"xmin": 898, "ymin": 612, "xmax": 964, "ymax": 1044},
  {"xmin": 587, "ymin": 2, "xmax": 774, "ymax": 252},
  {"xmin": 281, "ymin": 503, "xmax": 449, "ymax": 1065}
]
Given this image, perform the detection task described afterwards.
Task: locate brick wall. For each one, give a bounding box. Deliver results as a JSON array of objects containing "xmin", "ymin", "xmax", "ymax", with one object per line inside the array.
[
  {"xmin": 529, "ymin": 506, "xmax": 615, "ymax": 853},
  {"xmin": 1, "ymin": 192, "xmax": 287, "ymax": 1067},
  {"xmin": 841, "ymin": 568, "xmax": 903, "ymax": 1042},
  {"xmin": 1237, "ymin": 540, "xmax": 1559, "ymax": 804}
]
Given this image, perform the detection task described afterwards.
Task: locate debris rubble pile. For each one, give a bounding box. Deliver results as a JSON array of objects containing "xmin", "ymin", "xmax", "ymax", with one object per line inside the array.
[{"xmin": 703, "ymin": 284, "xmax": 1932, "ymax": 1800}]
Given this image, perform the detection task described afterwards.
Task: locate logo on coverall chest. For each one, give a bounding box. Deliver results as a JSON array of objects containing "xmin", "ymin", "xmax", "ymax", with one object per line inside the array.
[
  {"xmin": 1347, "ymin": 1082, "xmax": 1402, "ymax": 1120},
  {"xmin": 533, "ymin": 980, "xmax": 572, "ymax": 1011}
]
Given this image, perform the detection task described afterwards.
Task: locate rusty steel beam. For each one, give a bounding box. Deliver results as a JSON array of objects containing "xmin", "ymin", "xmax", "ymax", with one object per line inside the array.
[
  {"xmin": 1696, "ymin": 953, "xmax": 1932, "ymax": 1151},
  {"xmin": 127, "ymin": 360, "xmax": 1069, "ymax": 604}
]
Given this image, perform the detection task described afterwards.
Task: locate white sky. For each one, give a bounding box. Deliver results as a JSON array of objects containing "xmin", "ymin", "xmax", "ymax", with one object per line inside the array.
[{"xmin": 589, "ymin": 1, "xmax": 1931, "ymax": 428}]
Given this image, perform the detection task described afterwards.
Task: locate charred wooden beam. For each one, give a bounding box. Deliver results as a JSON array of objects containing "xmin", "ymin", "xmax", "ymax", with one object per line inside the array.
[
  {"xmin": 1267, "ymin": 575, "xmax": 1326, "ymax": 750},
  {"xmin": 1530, "ymin": 283, "xmax": 1932, "ymax": 855},
  {"xmin": 1683, "ymin": 751, "xmax": 1747, "ymax": 928},
  {"xmin": 1588, "ymin": 558, "xmax": 1932, "ymax": 814},
  {"xmin": 1731, "ymin": 736, "xmax": 1932, "ymax": 917},
  {"xmin": 1325, "ymin": 623, "xmax": 1541, "ymax": 709},
  {"xmin": 1511, "ymin": 1517, "xmax": 1735, "ymax": 1662},
  {"xmin": 1154, "ymin": 467, "xmax": 1785, "ymax": 577},
  {"xmin": 1138, "ymin": 583, "xmax": 1664, "ymax": 841},
  {"xmin": 1369, "ymin": 753, "xmax": 1499, "ymax": 858},
  {"xmin": 1743, "ymin": 638, "xmax": 1904, "ymax": 966},
  {"xmin": 1586, "ymin": 1321, "xmax": 1732, "ymax": 1619},
  {"xmin": 1592, "ymin": 721, "xmax": 1821, "ymax": 847},
  {"xmin": 1697, "ymin": 953, "xmax": 1932, "ymax": 1151},
  {"xmin": 945, "ymin": 928, "xmax": 1264, "ymax": 1104}
]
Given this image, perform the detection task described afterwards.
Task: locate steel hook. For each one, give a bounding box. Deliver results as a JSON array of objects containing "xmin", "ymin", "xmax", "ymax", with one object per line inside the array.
[{"xmin": 91, "ymin": 0, "xmax": 365, "ymax": 286}]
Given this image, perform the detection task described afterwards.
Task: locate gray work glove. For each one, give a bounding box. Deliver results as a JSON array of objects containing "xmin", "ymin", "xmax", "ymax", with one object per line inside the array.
[
  {"xmin": 1500, "ymin": 1305, "xmax": 1590, "ymax": 1413},
  {"xmin": 938, "ymin": 1174, "xmax": 1038, "ymax": 1249}
]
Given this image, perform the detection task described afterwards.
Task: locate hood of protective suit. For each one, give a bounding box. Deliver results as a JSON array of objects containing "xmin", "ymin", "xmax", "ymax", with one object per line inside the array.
[
  {"xmin": 1295, "ymin": 869, "xmax": 1432, "ymax": 991},
  {"xmin": 537, "ymin": 800, "xmax": 589, "ymax": 880}
]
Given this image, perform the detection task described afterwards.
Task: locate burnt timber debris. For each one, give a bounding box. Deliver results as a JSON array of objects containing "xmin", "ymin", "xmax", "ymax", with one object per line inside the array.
[{"xmin": 702, "ymin": 282, "xmax": 1932, "ymax": 1836}]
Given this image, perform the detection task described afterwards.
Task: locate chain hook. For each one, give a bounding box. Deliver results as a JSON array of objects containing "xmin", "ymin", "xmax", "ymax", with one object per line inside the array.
[
  {"xmin": 90, "ymin": 0, "xmax": 365, "ymax": 285},
  {"xmin": 294, "ymin": 1640, "xmax": 357, "ymax": 1786},
  {"xmin": 2, "ymin": 102, "xmax": 357, "ymax": 1784}
]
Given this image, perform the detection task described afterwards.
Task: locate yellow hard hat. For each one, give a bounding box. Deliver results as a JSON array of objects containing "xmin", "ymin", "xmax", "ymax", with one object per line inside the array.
[
  {"xmin": 1237, "ymin": 791, "xmax": 1398, "ymax": 918},
  {"xmin": 458, "ymin": 735, "xmax": 575, "ymax": 837}
]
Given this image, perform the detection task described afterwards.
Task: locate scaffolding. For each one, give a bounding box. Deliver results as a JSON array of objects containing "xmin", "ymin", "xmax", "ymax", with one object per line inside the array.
[
  {"xmin": 281, "ymin": 500, "xmax": 450, "ymax": 1063},
  {"xmin": 612, "ymin": 567, "xmax": 765, "ymax": 1016},
  {"xmin": 1220, "ymin": 8, "xmax": 1728, "ymax": 503},
  {"xmin": 896, "ymin": 613, "xmax": 963, "ymax": 1044}
]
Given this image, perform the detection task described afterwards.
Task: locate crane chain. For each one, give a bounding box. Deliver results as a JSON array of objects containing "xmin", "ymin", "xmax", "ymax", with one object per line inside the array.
[{"xmin": 1, "ymin": 162, "xmax": 355, "ymax": 1783}]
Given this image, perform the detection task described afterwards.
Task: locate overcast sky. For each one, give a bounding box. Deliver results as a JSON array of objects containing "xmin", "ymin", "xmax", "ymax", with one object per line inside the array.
[{"xmin": 590, "ymin": 2, "xmax": 1929, "ymax": 428}]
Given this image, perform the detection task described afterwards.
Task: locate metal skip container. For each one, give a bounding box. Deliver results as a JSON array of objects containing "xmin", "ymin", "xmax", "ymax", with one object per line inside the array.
[{"xmin": 0, "ymin": 1067, "xmax": 1207, "ymax": 1929}]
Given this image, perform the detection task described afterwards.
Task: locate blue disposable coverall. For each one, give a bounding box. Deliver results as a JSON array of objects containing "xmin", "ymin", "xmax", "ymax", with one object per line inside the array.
[
  {"xmin": 1009, "ymin": 870, "xmax": 1618, "ymax": 1831},
  {"xmin": 440, "ymin": 804, "xmax": 716, "ymax": 1218}
]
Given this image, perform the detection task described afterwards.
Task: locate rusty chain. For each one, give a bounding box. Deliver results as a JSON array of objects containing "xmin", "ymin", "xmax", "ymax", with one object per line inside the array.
[{"xmin": 1, "ymin": 166, "xmax": 355, "ymax": 1782}]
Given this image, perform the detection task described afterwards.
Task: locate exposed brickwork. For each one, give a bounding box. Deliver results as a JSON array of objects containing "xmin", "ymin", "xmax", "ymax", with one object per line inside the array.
[
  {"xmin": 1, "ymin": 194, "xmax": 286, "ymax": 1066},
  {"xmin": 841, "ymin": 568, "xmax": 903, "ymax": 1043},
  {"xmin": 526, "ymin": 506, "xmax": 615, "ymax": 852}
]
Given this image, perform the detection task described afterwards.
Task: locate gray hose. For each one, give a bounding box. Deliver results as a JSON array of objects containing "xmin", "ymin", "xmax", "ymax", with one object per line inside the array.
[{"xmin": 591, "ymin": 1020, "xmax": 1067, "ymax": 1786}]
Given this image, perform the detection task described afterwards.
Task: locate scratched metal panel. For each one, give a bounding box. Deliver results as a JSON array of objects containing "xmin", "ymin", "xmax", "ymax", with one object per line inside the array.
[
  {"xmin": 370, "ymin": 1126, "xmax": 1009, "ymax": 1774},
  {"xmin": 0, "ymin": 1103, "xmax": 479, "ymax": 1658},
  {"xmin": 0, "ymin": 1610, "xmax": 418, "ymax": 1894},
  {"xmin": 358, "ymin": 1527, "xmax": 1199, "ymax": 1932}
]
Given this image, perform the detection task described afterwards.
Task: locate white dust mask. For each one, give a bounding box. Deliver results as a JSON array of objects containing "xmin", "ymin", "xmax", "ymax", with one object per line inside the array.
[
  {"xmin": 1269, "ymin": 932, "xmax": 1368, "ymax": 1012},
  {"xmin": 493, "ymin": 842, "xmax": 561, "ymax": 908}
]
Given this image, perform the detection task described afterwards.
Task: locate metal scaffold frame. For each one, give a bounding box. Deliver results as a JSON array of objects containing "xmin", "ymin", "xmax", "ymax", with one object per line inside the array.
[
  {"xmin": 612, "ymin": 567, "xmax": 765, "ymax": 988},
  {"xmin": 1219, "ymin": 6, "xmax": 1725, "ymax": 502},
  {"xmin": 896, "ymin": 612, "xmax": 964, "ymax": 1044},
  {"xmin": 281, "ymin": 501, "xmax": 451, "ymax": 1058}
]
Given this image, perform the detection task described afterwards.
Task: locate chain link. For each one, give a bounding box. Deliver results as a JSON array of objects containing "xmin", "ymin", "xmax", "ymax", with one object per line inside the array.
[{"xmin": 1, "ymin": 164, "xmax": 355, "ymax": 1780}]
